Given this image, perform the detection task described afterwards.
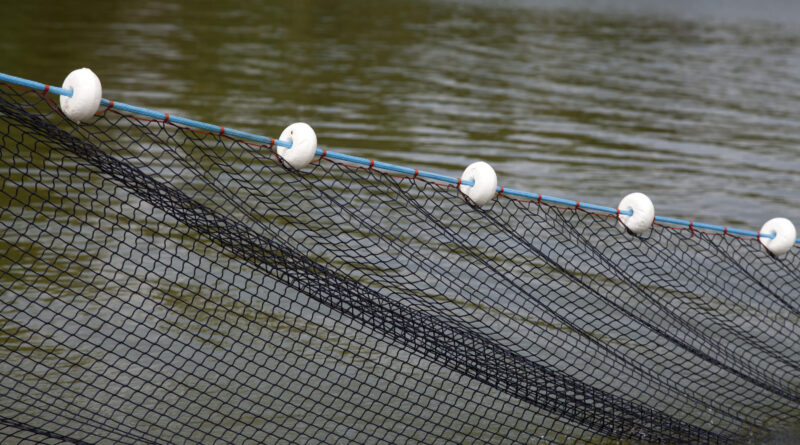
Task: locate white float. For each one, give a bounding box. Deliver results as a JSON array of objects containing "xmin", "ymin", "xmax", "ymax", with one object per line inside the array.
[
  {"xmin": 759, "ymin": 217, "xmax": 796, "ymax": 256},
  {"xmin": 459, "ymin": 161, "xmax": 497, "ymax": 206},
  {"xmin": 60, "ymin": 68, "xmax": 102, "ymax": 123},
  {"xmin": 617, "ymin": 192, "xmax": 654, "ymax": 234},
  {"xmin": 277, "ymin": 122, "xmax": 318, "ymax": 170}
]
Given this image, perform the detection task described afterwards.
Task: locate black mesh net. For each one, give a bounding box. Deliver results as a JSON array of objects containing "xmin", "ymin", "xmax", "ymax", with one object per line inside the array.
[{"xmin": 1, "ymin": 82, "xmax": 799, "ymax": 444}]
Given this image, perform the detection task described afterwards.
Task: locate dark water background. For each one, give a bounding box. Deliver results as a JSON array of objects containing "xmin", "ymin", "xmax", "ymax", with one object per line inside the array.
[
  {"xmin": 4, "ymin": 0, "xmax": 800, "ymax": 231},
  {"xmin": 3, "ymin": 0, "xmax": 800, "ymax": 443}
]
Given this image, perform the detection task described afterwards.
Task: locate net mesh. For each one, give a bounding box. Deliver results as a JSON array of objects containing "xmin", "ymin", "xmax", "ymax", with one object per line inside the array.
[{"xmin": 0, "ymin": 82, "xmax": 799, "ymax": 444}]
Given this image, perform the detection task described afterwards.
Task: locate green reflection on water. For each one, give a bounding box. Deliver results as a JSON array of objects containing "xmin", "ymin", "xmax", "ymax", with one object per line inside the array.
[
  {"xmin": 3, "ymin": 0, "xmax": 800, "ymax": 442},
  {"xmin": 5, "ymin": 0, "xmax": 800, "ymax": 228}
]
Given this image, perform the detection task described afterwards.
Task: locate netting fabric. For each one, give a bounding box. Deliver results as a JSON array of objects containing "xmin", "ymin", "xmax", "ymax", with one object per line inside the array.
[{"xmin": 1, "ymin": 83, "xmax": 799, "ymax": 444}]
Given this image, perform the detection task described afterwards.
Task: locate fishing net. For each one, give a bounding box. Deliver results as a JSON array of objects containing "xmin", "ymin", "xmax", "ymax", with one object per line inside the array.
[{"xmin": 0, "ymin": 81, "xmax": 798, "ymax": 444}]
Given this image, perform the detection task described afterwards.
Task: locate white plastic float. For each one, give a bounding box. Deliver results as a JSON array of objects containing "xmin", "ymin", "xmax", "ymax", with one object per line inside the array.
[
  {"xmin": 277, "ymin": 122, "xmax": 318, "ymax": 170},
  {"xmin": 759, "ymin": 217, "xmax": 796, "ymax": 256},
  {"xmin": 617, "ymin": 192, "xmax": 655, "ymax": 234},
  {"xmin": 60, "ymin": 68, "xmax": 102, "ymax": 123},
  {"xmin": 459, "ymin": 161, "xmax": 497, "ymax": 206}
]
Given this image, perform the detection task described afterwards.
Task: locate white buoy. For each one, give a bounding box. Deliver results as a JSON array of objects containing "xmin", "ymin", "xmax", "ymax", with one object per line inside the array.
[
  {"xmin": 617, "ymin": 192, "xmax": 655, "ymax": 234},
  {"xmin": 60, "ymin": 68, "xmax": 102, "ymax": 123},
  {"xmin": 277, "ymin": 122, "xmax": 317, "ymax": 170},
  {"xmin": 759, "ymin": 217, "xmax": 796, "ymax": 256},
  {"xmin": 459, "ymin": 161, "xmax": 497, "ymax": 206}
]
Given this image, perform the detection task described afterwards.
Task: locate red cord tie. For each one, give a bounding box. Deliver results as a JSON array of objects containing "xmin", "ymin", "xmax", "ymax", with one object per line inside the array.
[
  {"xmin": 164, "ymin": 113, "xmax": 170, "ymax": 123},
  {"xmin": 412, "ymin": 169, "xmax": 419, "ymax": 179},
  {"xmin": 43, "ymin": 85, "xmax": 50, "ymax": 95},
  {"xmin": 575, "ymin": 201, "xmax": 580, "ymax": 209},
  {"xmin": 369, "ymin": 159, "xmax": 375, "ymax": 170},
  {"xmin": 219, "ymin": 126, "xmax": 225, "ymax": 136},
  {"xmin": 537, "ymin": 193, "xmax": 542, "ymax": 204}
]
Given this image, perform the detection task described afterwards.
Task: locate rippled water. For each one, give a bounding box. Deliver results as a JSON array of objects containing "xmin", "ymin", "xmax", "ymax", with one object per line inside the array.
[
  {"xmin": 3, "ymin": 1, "xmax": 800, "ymax": 443},
  {"xmin": 4, "ymin": 0, "xmax": 800, "ymax": 231}
]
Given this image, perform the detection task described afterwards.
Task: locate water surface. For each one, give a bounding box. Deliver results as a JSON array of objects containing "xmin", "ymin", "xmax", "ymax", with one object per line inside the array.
[
  {"xmin": 2, "ymin": 1, "xmax": 800, "ymax": 443},
  {"xmin": 4, "ymin": 0, "xmax": 800, "ymax": 230}
]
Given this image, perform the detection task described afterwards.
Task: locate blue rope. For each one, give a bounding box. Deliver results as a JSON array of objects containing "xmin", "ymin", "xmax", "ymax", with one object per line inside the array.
[
  {"xmin": 0, "ymin": 73, "xmax": 74, "ymax": 98},
  {"xmin": 2, "ymin": 71, "xmax": 793, "ymax": 245}
]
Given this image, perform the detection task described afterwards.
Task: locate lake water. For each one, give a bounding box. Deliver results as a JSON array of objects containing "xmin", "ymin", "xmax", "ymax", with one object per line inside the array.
[
  {"xmin": 2, "ymin": 0, "xmax": 800, "ymax": 443},
  {"xmin": 4, "ymin": 0, "xmax": 800, "ymax": 231}
]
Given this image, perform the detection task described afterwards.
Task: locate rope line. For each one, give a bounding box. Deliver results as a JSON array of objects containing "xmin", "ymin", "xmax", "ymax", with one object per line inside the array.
[{"xmin": 0, "ymin": 71, "xmax": 791, "ymax": 244}]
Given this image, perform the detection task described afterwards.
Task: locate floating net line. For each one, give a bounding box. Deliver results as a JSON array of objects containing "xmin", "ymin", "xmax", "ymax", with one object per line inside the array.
[{"xmin": 0, "ymin": 79, "xmax": 799, "ymax": 445}]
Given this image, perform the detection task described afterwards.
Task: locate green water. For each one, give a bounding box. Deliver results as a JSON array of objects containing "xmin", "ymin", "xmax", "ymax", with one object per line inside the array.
[
  {"xmin": 3, "ymin": 0, "xmax": 800, "ymax": 229},
  {"xmin": 3, "ymin": 1, "xmax": 800, "ymax": 443}
]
